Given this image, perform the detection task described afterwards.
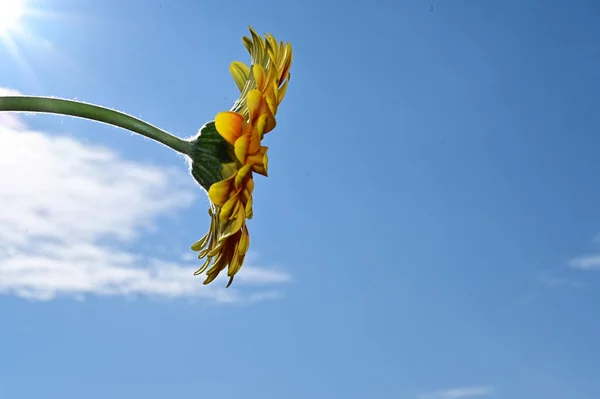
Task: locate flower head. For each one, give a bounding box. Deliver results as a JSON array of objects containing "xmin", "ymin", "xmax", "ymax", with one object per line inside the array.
[{"xmin": 188, "ymin": 27, "xmax": 292, "ymax": 287}]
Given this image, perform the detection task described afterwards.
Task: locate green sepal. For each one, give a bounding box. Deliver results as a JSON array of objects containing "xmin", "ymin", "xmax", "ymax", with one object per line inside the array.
[{"xmin": 188, "ymin": 121, "xmax": 235, "ymax": 192}]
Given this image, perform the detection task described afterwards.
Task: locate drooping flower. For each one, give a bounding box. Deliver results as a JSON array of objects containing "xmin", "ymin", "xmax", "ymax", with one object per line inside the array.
[{"xmin": 189, "ymin": 27, "xmax": 292, "ymax": 287}]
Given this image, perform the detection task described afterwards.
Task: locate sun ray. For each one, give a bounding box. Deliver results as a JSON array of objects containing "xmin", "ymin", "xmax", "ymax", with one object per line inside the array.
[
  {"xmin": 0, "ymin": 0, "xmax": 25, "ymax": 34},
  {"xmin": 0, "ymin": 0, "xmax": 89, "ymax": 92},
  {"xmin": 2, "ymin": 31, "xmax": 41, "ymax": 90},
  {"xmin": 0, "ymin": 0, "xmax": 120, "ymax": 102}
]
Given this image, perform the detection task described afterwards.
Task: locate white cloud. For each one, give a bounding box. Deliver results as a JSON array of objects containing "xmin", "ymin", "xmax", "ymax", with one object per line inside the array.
[
  {"xmin": 0, "ymin": 90, "xmax": 290, "ymax": 302},
  {"xmin": 180, "ymin": 252, "xmax": 196, "ymax": 261},
  {"xmin": 536, "ymin": 271, "xmax": 584, "ymax": 288},
  {"xmin": 568, "ymin": 254, "xmax": 600, "ymax": 270},
  {"xmin": 0, "ymin": 88, "xmax": 22, "ymax": 96},
  {"xmin": 248, "ymin": 291, "xmax": 283, "ymax": 302},
  {"xmin": 419, "ymin": 386, "xmax": 494, "ymax": 399}
]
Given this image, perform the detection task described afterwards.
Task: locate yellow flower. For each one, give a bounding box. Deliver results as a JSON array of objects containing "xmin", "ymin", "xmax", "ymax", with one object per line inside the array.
[{"xmin": 190, "ymin": 27, "xmax": 292, "ymax": 287}]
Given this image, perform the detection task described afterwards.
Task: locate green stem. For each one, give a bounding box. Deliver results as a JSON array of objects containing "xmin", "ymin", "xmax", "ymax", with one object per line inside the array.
[{"xmin": 0, "ymin": 96, "xmax": 191, "ymax": 155}]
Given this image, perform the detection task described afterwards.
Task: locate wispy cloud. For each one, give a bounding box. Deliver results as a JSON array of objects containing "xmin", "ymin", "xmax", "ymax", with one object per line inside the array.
[
  {"xmin": 568, "ymin": 254, "xmax": 600, "ymax": 270},
  {"xmin": 419, "ymin": 386, "xmax": 494, "ymax": 399},
  {"xmin": 536, "ymin": 271, "xmax": 584, "ymax": 288},
  {"xmin": 0, "ymin": 88, "xmax": 290, "ymax": 302}
]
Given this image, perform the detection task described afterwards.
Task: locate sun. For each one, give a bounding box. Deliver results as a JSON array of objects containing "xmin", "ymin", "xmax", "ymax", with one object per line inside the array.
[{"xmin": 0, "ymin": 0, "xmax": 24, "ymax": 34}]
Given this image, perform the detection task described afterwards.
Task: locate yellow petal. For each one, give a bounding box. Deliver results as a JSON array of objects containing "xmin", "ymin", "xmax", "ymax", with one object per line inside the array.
[
  {"xmin": 265, "ymin": 35, "xmax": 277, "ymax": 58},
  {"xmin": 230, "ymin": 61, "xmax": 250, "ymax": 92},
  {"xmin": 242, "ymin": 36, "xmax": 253, "ymax": 55},
  {"xmin": 247, "ymin": 89, "xmax": 263, "ymax": 123},
  {"xmin": 239, "ymin": 225, "xmax": 250, "ymax": 255},
  {"xmin": 246, "ymin": 146, "xmax": 268, "ymax": 168},
  {"xmin": 278, "ymin": 41, "xmax": 285, "ymax": 55},
  {"xmin": 226, "ymin": 244, "xmax": 245, "ymax": 284},
  {"xmin": 193, "ymin": 256, "xmax": 212, "ymax": 276},
  {"xmin": 278, "ymin": 77, "xmax": 289, "ymax": 103},
  {"xmin": 280, "ymin": 43, "xmax": 293, "ymax": 81},
  {"xmin": 249, "ymin": 27, "xmax": 265, "ymax": 53},
  {"xmin": 266, "ymin": 62, "xmax": 276, "ymax": 91},
  {"xmin": 232, "ymin": 199, "xmax": 242, "ymax": 221},
  {"xmin": 234, "ymin": 134, "xmax": 250, "ymax": 163},
  {"xmin": 219, "ymin": 192, "xmax": 240, "ymax": 223},
  {"xmin": 234, "ymin": 253, "xmax": 246, "ymax": 276},
  {"xmin": 204, "ymin": 250, "xmax": 229, "ymax": 284},
  {"xmin": 264, "ymin": 84, "xmax": 279, "ymax": 117},
  {"xmin": 254, "ymin": 113, "xmax": 266, "ymax": 137},
  {"xmin": 249, "ymin": 126, "xmax": 261, "ymax": 154},
  {"xmin": 222, "ymin": 206, "xmax": 246, "ymax": 238},
  {"xmin": 265, "ymin": 114, "xmax": 276, "ymax": 135},
  {"xmin": 207, "ymin": 239, "xmax": 226, "ymax": 257},
  {"xmin": 245, "ymin": 195, "xmax": 253, "ymax": 219},
  {"xmin": 252, "ymin": 165, "xmax": 267, "ymax": 176},
  {"xmin": 198, "ymin": 245, "xmax": 213, "ymax": 259},
  {"xmin": 235, "ymin": 164, "xmax": 253, "ymax": 189},
  {"xmin": 256, "ymin": 111, "xmax": 276, "ymax": 137},
  {"xmin": 215, "ymin": 112, "xmax": 244, "ymax": 145},
  {"xmin": 190, "ymin": 222, "xmax": 213, "ymax": 251},
  {"xmin": 242, "ymin": 186, "xmax": 252, "ymax": 202},
  {"xmin": 246, "ymin": 177, "xmax": 255, "ymax": 194},
  {"xmin": 208, "ymin": 177, "xmax": 234, "ymax": 206},
  {"xmin": 250, "ymin": 147, "xmax": 268, "ymax": 176},
  {"xmin": 227, "ymin": 241, "xmax": 242, "ymax": 277},
  {"xmin": 253, "ymin": 64, "xmax": 267, "ymax": 92},
  {"xmin": 226, "ymin": 245, "xmax": 244, "ymax": 287},
  {"xmin": 205, "ymin": 250, "xmax": 226, "ymax": 276},
  {"xmin": 204, "ymin": 273, "xmax": 219, "ymax": 286}
]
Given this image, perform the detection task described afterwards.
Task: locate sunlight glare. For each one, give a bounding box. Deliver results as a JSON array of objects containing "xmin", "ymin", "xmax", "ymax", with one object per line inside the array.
[{"xmin": 0, "ymin": 0, "xmax": 24, "ymax": 33}]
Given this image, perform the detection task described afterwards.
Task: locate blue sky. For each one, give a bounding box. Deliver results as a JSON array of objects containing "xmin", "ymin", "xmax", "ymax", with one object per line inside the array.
[{"xmin": 1, "ymin": 0, "xmax": 600, "ymax": 398}]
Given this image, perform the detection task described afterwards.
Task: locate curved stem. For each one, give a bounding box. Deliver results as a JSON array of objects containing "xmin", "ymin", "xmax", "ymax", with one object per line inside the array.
[{"xmin": 0, "ymin": 96, "xmax": 191, "ymax": 155}]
